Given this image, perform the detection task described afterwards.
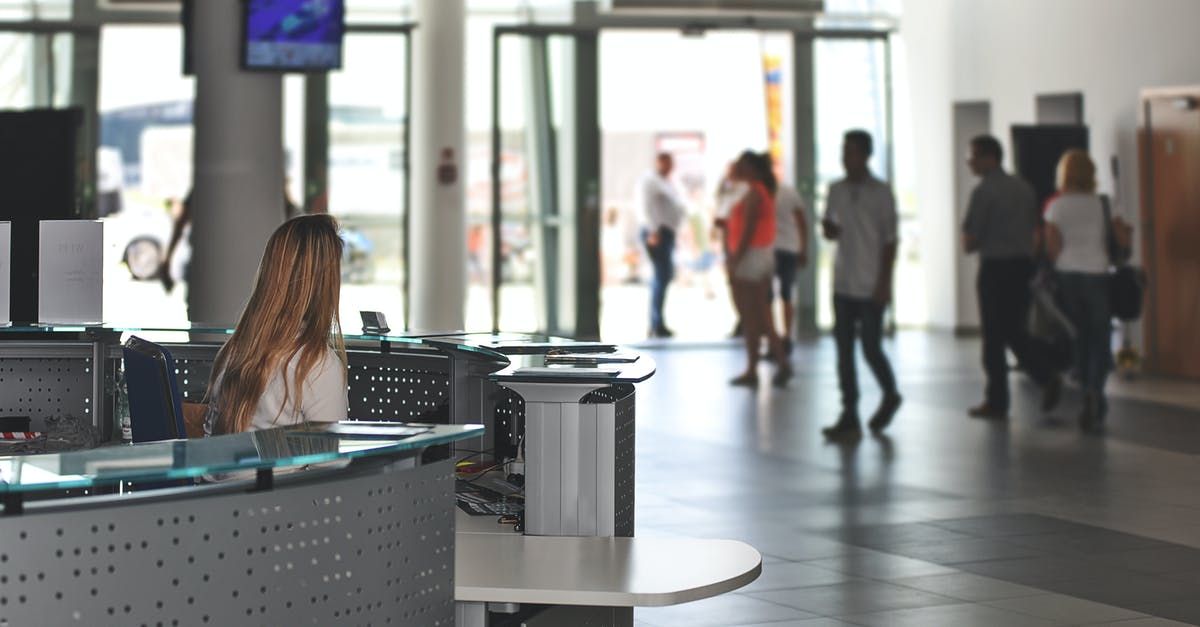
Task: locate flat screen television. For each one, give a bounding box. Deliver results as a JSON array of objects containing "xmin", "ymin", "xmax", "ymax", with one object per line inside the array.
[{"xmin": 242, "ymin": 0, "xmax": 345, "ymax": 72}]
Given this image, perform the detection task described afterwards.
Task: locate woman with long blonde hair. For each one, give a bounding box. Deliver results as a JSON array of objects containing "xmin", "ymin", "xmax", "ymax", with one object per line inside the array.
[
  {"xmin": 204, "ymin": 214, "xmax": 348, "ymax": 435},
  {"xmin": 1044, "ymin": 149, "xmax": 1131, "ymax": 432}
]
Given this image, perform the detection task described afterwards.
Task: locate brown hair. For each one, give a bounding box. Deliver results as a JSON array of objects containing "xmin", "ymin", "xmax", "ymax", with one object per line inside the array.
[
  {"xmin": 209, "ymin": 214, "xmax": 347, "ymax": 434},
  {"xmin": 1057, "ymin": 149, "xmax": 1097, "ymax": 193}
]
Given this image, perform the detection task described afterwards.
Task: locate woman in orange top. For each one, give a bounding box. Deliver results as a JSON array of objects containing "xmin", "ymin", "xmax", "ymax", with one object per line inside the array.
[{"xmin": 728, "ymin": 151, "xmax": 791, "ymax": 387}]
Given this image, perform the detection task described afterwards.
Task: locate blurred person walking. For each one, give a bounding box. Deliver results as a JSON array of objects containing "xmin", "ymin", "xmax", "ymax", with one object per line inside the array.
[
  {"xmin": 821, "ymin": 130, "xmax": 902, "ymax": 438},
  {"xmin": 771, "ymin": 179, "xmax": 809, "ymax": 355},
  {"xmin": 1043, "ymin": 150, "xmax": 1131, "ymax": 432},
  {"xmin": 714, "ymin": 160, "xmax": 748, "ymax": 337},
  {"xmin": 638, "ymin": 152, "xmax": 688, "ymax": 338},
  {"xmin": 727, "ymin": 151, "xmax": 791, "ymax": 387},
  {"xmin": 962, "ymin": 135, "xmax": 1062, "ymax": 419}
]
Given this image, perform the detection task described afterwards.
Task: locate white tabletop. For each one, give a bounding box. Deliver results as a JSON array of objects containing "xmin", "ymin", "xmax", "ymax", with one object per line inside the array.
[{"xmin": 455, "ymin": 532, "xmax": 762, "ymax": 607}]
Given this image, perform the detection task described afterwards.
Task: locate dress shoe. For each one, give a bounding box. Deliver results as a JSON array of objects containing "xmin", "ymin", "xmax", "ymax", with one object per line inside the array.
[
  {"xmin": 1042, "ymin": 374, "xmax": 1063, "ymax": 412},
  {"xmin": 1079, "ymin": 392, "xmax": 1105, "ymax": 434},
  {"xmin": 869, "ymin": 393, "xmax": 903, "ymax": 433},
  {"xmin": 822, "ymin": 414, "xmax": 862, "ymax": 439},
  {"xmin": 968, "ymin": 403, "xmax": 1008, "ymax": 420}
]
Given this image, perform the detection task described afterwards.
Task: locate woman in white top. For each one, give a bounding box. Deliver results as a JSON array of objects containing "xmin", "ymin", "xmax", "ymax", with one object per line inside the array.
[
  {"xmin": 205, "ymin": 214, "xmax": 348, "ymax": 435},
  {"xmin": 772, "ymin": 182, "xmax": 808, "ymax": 355},
  {"xmin": 1044, "ymin": 149, "xmax": 1129, "ymax": 432}
]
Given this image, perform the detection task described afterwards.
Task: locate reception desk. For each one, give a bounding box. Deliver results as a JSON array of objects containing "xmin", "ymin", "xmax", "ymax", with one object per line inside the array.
[
  {"xmin": 0, "ymin": 422, "xmax": 482, "ymax": 625},
  {"xmin": 0, "ymin": 326, "xmax": 761, "ymax": 627}
]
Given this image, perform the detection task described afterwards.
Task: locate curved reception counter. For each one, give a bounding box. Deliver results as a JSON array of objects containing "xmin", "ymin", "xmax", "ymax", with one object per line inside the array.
[
  {"xmin": 0, "ymin": 422, "xmax": 482, "ymax": 626},
  {"xmin": 0, "ymin": 326, "xmax": 759, "ymax": 626}
]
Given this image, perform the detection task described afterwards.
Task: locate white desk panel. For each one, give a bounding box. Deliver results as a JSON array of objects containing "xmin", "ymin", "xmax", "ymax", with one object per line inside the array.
[{"xmin": 455, "ymin": 532, "xmax": 762, "ymax": 607}]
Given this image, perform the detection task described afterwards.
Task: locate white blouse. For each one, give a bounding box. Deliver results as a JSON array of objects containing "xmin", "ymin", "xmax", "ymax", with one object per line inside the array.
[{"xmin": 205, "ymin": 347, "xmax": 348, "ymax": 435}]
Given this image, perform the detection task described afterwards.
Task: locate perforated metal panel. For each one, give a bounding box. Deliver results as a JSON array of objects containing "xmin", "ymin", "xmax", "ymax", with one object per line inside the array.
[
  {"xmin": 584, "ymin": 385, "xmax": 636, "ymax": 538},
  {"xmin": 0, "ymin": 356, "xmax": 93, "ymax": 427},
  {"xmin": 110, "ymin": 344, "xmax": 453, "ymax": 423},
  {"xmin": 492, "ymin": 386, "xmax": 525, "ymax": 460},
  {"xmin": 347, "ymin": 352, "xmax": 450, "ymax": 422},
  {"xmin": 0, "ymin": 457, "xmax": 456, "ymax": 626}
]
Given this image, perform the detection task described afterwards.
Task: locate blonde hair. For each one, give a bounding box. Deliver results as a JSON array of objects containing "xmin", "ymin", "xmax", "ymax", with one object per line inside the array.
[
  {"xmin": 209, "ymin": 214, "xmax": 347, "ymax": 434},
  {"xmin": 1057, "ymin": 149, "xmax": 1097, "ymax": 193}
]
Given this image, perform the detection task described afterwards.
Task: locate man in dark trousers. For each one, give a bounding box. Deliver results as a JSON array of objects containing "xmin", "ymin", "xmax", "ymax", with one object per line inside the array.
[
  {"xmin": 821, "ymin": 130, "xmax": 903, "ymax": 438},
  {"xmin": 962, "ymin": 135, "xmax": 1061, "ymax": 418}
]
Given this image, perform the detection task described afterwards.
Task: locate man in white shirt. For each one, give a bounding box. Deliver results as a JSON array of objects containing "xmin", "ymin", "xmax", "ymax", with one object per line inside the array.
[
  {"xmin": 638, "ymin": 152, "xmax": 687, "ymax": 338},
  {"xmin": 821, "ymin": 130, "xmax": 902, "ymax": 438}
]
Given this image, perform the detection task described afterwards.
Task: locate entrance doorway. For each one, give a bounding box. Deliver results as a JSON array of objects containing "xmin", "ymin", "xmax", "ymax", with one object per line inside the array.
[{"xmin": 489, "ymin": 18, "xmax": 896, "ymax": 341}]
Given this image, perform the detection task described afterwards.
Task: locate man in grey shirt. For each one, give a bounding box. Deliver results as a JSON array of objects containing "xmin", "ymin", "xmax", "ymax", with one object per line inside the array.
[{"xmin": 962, "ymin": 135, "xmax": 1061, "ymax": 419}]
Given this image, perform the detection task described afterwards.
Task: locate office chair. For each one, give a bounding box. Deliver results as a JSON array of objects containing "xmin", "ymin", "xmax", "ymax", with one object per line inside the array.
[{"xmin": 122, "ymin": 335, "xmax": 187, "ymax": 443}]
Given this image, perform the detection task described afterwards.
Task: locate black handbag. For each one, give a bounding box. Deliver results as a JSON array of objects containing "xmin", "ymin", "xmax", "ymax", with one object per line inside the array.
[{"xmin": 1101, "ymin": 196, "xmax": 1146, "ymax": 321}]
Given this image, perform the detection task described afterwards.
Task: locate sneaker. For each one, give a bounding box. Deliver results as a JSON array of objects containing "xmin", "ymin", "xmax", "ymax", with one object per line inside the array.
[
  {"xmin": 822, "ymin": 414, "xmax": 862, "ymax": 439},
  {"xmin": 1042, "ymin": 374, "xmax": 1063, "ymax": 412},
  {"xmin": 869, "ymin": 393, "xmax": 903, "ymax": 433},
  {"xmin": 968, "ymin": 403, "xmax": 1008, "ymax": 420}
]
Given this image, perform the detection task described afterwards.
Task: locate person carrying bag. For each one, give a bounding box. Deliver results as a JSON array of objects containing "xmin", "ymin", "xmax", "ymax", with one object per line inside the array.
[{"xmin": 1101, "ymin": 195, "xmax": 1144, "ymax": 322}]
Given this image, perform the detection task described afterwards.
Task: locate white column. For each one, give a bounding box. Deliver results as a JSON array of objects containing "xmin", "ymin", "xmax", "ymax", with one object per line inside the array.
[
  {"xmin": 187, "ymin": 0, "xmax": 285, "ymax": 325},
  {"xmin": 410, "ymin": 0, "xmax": 467, "ymax": 330}
]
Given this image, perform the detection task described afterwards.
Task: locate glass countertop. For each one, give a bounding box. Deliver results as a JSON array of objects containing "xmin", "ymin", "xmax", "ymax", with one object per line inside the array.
[
  {"xmin": 0, "ymin": 325, "xmax": 652, "ymax": 382},
  {"xmin": 490, "ymin": 353, "xmax": 656, "ymax": 384},
  {"xmin": 0, "ymin": 422, "xmax": 483, "ymax": 494}
]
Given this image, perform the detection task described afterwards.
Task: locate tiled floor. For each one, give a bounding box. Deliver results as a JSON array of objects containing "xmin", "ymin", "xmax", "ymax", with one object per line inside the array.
[{"xmin": 631, "ymin": 332, "xmax": 1200, "ymax": 626}]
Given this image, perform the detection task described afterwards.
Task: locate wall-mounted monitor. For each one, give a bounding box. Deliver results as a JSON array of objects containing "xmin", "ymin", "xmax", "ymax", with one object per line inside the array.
[{"xmin": 243, "ymin": 0, "xmax": 345, "ymax": 72}]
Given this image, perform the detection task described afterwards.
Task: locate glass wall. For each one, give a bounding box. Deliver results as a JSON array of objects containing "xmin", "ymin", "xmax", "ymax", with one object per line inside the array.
[
  {"xmin": 97, "ymin": 25, "xmax": 194, "ymax": 325},
  {"xmin": 0, "ymin": 32, "xmax": 35, "ymax": 108},
  {"xmin": 327, "ymin": 33, "xmax": 409, "ymax": 330},
  {"xmin": 0, "ymin": 0, "xmax": 69, "ymax": 20}
]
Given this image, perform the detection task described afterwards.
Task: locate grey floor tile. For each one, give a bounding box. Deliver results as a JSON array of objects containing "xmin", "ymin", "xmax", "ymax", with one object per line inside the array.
[
  {"xmin": 747, "ymin": 580, "xmax": 958, "ymax": 616},
  {"xmin": 885, "ymin": 538, "xmax": 1046, "ymax": 565},
  {"xmin": 739, "ymin": 561, "xmax": 859, "ymax": 593},
  {"xmin": 720, "ymin": 614, "xmax": 864, "ymax": 619},
  {"xmin": 1084, "ymin": 619, "xmax": 1199, "ymax": 626},
  {"xmin": 635, "ymin": 593, "xmax": 818, "ymax": 627},
  {"xmin": 1006, "ymin": 530, "xmax": 1175, "ymax": 556},
  {"xmin": 890, "ymin": 572, "xmax": 1050, "ymax": 602},
  {"xmin": 803, "ymin": 549, "xmax": 956, "ymax": 580},
  {"xmin": 986, "ymin": 594, "xmax": 1147, "ymax": 624},
  {"xmin": 1093, "ymin": 546, "xmax": 1200, "ymax": 574},
  {"xmin": 1038, "ymin": 572, "xmax": 1200, "ymax": 606},
  {"xmin": 842, "ymin": 602, "xmax": 1060, "ymax": 627},
  {"xmin": 750, "ymin": 535, "xmax": 870, "ymax": 562},
  {"xmin": 1132, "ymin": 599, "xmax": 1200, "ymax": 625},
  {"xmin": 825, "ymin": 522, "xmax": 977, "ymax": 550},
  {"xmin": 954, "ymin": 555, "xmax": 1104, "ymax": 584},
  {"xmin": 929, "ymin": 514, "xmax": 1090, "ymax": 538}
]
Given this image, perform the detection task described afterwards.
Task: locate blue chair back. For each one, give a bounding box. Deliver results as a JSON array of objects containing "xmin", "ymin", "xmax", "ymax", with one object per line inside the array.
[{"xmin": 122, "ymin": 336, "xmax": 187, "ymax": 443}]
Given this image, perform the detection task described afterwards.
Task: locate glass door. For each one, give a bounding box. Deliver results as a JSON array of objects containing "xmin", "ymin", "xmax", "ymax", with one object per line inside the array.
[{"xmin": 489, "ymin": 27, "xmax": 599, "ymax": 337}]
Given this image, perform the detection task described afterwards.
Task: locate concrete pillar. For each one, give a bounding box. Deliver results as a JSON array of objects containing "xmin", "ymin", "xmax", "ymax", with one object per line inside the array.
[
  {"xmin": 410, "ymin": 0, "xmax": 467, "ymax": 331},
  {"xmin": 187, "ymin": 0, "xmax": 285, "ymax": 325},
  {"xmin": 792, "ymin": 33, "xmax": 819, "ymax": 336}
]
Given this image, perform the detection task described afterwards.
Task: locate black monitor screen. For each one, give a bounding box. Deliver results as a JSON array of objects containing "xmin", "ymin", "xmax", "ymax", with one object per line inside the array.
[{"xmin": 243, "ymin": 0, "xmax": 345, "ymax": 71}]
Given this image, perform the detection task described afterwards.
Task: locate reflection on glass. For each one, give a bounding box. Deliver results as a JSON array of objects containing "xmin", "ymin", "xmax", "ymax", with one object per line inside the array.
[{"xmin": 0, "ymin": 423, "xmax": 482, "ymax": 493}]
